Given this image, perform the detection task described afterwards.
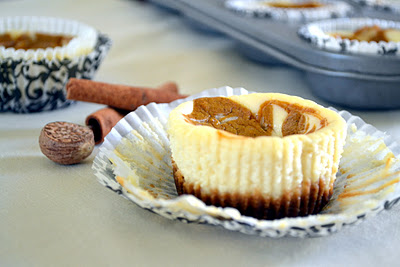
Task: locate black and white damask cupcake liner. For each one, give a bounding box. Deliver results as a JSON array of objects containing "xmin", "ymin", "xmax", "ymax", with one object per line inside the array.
[
  {"xmin": 350, "ymin": 0, "xmax": 400, "ymax": 14},
  {"xmin": 298, "ymin": 17, "xmax": 400, "ymax": 56},
  {"xmin": 224, "ymin": 0, "xmax": 353, "ymax": 22},
  {"xmin": 0, "ymin": 17, "xmax": 112, "ymax": 113}
]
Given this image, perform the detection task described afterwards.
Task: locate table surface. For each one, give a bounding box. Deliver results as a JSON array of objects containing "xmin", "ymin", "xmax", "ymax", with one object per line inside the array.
[{"xmin": 1, "ymin": 0, "xmax": 400, "ymax": 266}]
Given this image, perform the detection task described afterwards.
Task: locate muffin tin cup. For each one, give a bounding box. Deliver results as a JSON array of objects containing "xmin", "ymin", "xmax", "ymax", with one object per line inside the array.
[
  {"xmin": 148, "ymin": 0, "xmax": 182, "ymax": 14},
  {"xmin": 93, "ymin": 87, "xmax": 400, "ymax": 238},
  {"xmin": 183, "ymin": 15, "xmax": 223, "ymax": 35},
  {"xmin": 235, "ymin": 41, "xmax": 287, "ymax": 65},
  {"xmin": 306, "ymin": 72, "xmax": 400, "ymax": 110},
  {"xmin": 0, "ymin": 16, "xmax": 112, "ymax": 113},
  {"xmin": 224, "ymin": 0, "xmax": 354, "ymax": 22},
  {"xmin": 298, "ymin": 17, "xmax": 400, "ymax": 56},
  {"xmin": 169, "ymin": 0, "xmax": 400, "ymax": 108}
]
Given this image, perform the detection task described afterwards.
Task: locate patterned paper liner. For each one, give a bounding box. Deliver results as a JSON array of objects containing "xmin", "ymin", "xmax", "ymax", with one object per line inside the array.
[
  {"xmin": 0, "ymin": 17, "xmax": 112, "ymax": 113},
  {"xmin": 93, "ymin": 87, "xmax": 400, "ymax": 238},
  {"xmin": 350, "ymin": 0, "xmax": 400, "ymax": 14},
  {"xmin": 224, "ymin": 0, "xmax": 353, "ymax": 22},
  {"xmin": 298, "ymin": 17, "xmax": 400, "ymax": 56}
]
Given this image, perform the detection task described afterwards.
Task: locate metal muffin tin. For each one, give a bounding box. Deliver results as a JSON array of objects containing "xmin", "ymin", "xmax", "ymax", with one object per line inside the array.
[{"xmin": 147, "ymin": 0, "xmax": 400, "ymax": 109}]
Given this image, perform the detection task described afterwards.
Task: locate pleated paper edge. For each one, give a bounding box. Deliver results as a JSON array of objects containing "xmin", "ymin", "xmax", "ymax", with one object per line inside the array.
[
  {"xmin": 224, "ymin": 0, "xmax": 353, "ymax": 22},
  {"xmin": 93, "ymin": 86, "xmax": 400, "ymax": 237},
  {"xmin": 298, "ymin": 17, "xmax": 400, "ymax": 56}
]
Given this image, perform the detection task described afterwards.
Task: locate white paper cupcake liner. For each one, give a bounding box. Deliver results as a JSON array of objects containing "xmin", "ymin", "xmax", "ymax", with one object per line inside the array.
[
  {"xmin": 92, "ymin": 87, "xmax": 400, "ymax": 238},
  {"xmin": 0, "ymin": 16, "xmax": 97, "ymax": 61},
  {"xmin": 0, "ymin": 16, "xmax": 112, "ymax": 113},
  {"xmin": 350, "ymin": 0, "xmax": 400, "ymax": 14},
  {"xmin": 298, "ymin": 17, "xmax": 400, "ymax": 56},
  {"xmin": 224, "ymin": 0, "xmax": 353, "ymax": 22}
]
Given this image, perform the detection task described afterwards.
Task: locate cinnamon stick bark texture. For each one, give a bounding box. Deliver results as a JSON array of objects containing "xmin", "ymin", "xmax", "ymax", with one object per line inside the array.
[
  {"xmin": 66, "ymin": 78, "xmax": 186, "ymax": 110},
  {"xmin": 86, "ymin": 107, "xmax": 127, "ymax": 144}
]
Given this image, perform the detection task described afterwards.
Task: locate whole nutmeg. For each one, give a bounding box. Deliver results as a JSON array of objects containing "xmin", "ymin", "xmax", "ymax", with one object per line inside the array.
[{"xmin": 39, "ymin": 121, "xmax": 95, "ymax": 165}]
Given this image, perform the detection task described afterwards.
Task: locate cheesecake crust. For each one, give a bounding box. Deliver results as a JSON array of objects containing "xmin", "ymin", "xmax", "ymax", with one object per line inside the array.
[{"xmin": 172, "ymin": 159, "xmax": 332, "ymax": 219}]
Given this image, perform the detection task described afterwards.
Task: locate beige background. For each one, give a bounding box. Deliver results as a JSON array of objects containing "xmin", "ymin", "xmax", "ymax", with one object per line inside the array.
[{"xmin": 1, "ymin": 0, "xmax": 400, "ymax": 266}]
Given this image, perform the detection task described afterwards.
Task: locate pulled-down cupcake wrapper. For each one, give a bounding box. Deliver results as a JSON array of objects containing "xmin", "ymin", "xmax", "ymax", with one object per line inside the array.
[
  {"xmin": 298, "ymin": 17, "xmax": 400, "ymax": 56},
  {"xmin": 92, "ymin": 87, "xmax": 400, "ymax": 238},
  {"xmin": 0, "ymin": 17, "xmax": 112, "ymax": 113},
  {"xmin": 224, "ymin": 0, "xmax": 353, "ymax": 22}
]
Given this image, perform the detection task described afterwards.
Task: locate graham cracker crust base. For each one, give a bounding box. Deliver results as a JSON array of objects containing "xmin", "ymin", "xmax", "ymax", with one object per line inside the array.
[{"xmin": 172, "ymin": 160, "xmax": 333, "ymax": 220}]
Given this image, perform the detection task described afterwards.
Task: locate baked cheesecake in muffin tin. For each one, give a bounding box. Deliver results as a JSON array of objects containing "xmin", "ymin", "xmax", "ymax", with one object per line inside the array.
[
  {"xmin": 298, "ymin": 17, "xmax": 400, "ymax": 56},
  {"xmin": 224, "ymin": 0, "xmax": 353, "ymax": 22}
]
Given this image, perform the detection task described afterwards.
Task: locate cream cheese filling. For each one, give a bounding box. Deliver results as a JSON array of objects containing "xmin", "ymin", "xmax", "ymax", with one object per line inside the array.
[{"xmin": 168, "ymin": 93, "xmax": 347, "ymax": 199}]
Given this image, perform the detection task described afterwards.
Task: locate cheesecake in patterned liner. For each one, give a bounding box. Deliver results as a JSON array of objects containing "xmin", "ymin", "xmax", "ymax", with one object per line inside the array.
[
  {"xmin": 224, "ymin": 0, "xmax": 353, "ymax": 22},
  {"xmin": 92, "ymin": 87, "xmax": 400, "ymax": 238},
  {"xmin": 298, "ymin": 17, "xmax": 400, "ymax": 56},
  {"xmin": 0, "ymin": 16, "xmax": 112, "ymax": 113}
]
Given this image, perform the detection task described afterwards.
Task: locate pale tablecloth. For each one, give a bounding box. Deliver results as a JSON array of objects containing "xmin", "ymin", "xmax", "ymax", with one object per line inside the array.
[{"xmin": 1, "ymin": 0, "xmax": 400, "ymax": 266}]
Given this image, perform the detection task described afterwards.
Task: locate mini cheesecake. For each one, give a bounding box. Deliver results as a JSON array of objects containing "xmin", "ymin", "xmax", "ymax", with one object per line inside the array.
[
  {"xmin": 330, "ymin": 25, "xmax": 400, "ymax": 42},
  {"xmin": 0, "ymin": 31, "xmax": 73, "ymax": 50},
  {"xmin": 167, "ymin": 93, "xmax": 347, "ymax": 219},
  {"xmin": 263, "ymin": 1, "xmax": 324, "ymax": 8},
  {"xmin": 298, "ymin": 18, "xmax": 400, "ymax": 56}
]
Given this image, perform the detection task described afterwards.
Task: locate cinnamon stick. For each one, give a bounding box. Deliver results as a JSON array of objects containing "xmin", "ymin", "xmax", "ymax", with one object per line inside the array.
[
  {"xmin": 66, "ymin": 78, "xmax": 186, "ymax": 110},
  {"xmin": 86, "ymin": 107, "xmax": 128, "ymax": 144}
]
